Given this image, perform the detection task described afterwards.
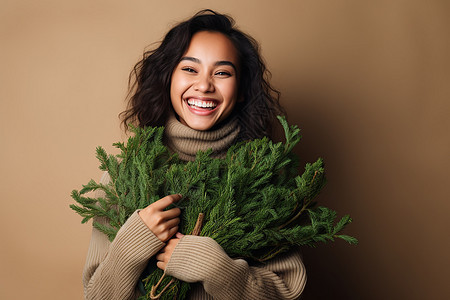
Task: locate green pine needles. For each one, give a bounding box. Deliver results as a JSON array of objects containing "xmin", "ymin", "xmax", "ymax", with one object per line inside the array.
[{"xmin": 71, "ymin": 116, "xmax": 357, "ymax": 299}]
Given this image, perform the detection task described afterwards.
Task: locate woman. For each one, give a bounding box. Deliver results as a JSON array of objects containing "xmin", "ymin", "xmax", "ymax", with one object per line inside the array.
[{"xmin": 83, "ymin": 9, "xmax": 306, "ymax": 299}]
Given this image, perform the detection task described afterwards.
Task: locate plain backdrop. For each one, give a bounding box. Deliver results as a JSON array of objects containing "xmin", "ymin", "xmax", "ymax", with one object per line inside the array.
[{"xmin": 1, "ymin": 1, "xmax": 449, "ymax": 299}]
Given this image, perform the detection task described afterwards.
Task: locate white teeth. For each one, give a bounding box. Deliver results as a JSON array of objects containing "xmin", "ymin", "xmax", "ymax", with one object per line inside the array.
[{"xmin": 187, "ymin": 99, "xmax": 217, "ymax": 108}]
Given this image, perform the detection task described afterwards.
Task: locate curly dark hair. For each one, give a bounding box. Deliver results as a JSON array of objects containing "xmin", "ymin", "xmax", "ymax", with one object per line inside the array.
[{"xmin": 120, "ymin": 9, "xmax": 284, "ymax": 140}]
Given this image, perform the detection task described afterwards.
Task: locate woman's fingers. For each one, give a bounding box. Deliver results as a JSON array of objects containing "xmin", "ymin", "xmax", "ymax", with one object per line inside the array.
[
  {"xmin": 161, "ymin": 206, "xmax": 181, "ymax": 219},
  {"xmin": 152, "ymin": 194, "xmax": 182, "ymax": 210},
  {"xmin": 138, "ymin": 194, "xmax": 183, "ymax": 242},
  {"xmin": 153, "ymin": 219, "xmax": 180, "ymax": 242},
  {"xmin": 166, "ymin": 225, "xmax": 179, "ymax": 240},
  {"xmin": 156, "ymin": 227, "xmax": 178, "ymax": 242},
  {"xmin": 139, "ymin": 194, "xmax": 181, "ymax": 222},
  {"xmin": 156, "ymin": 261, "xmax": 164, "ymax": 270},
  {"xmin": 156, "ymin": 236, "xmax": 182, "ymax": 270},
  {"xmin": 165, "ymin": 216, "xmax": 180, "ymax": 228}
]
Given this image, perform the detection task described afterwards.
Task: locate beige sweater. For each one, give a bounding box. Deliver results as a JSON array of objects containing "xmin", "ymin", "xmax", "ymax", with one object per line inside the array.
[{"xmin": 82, "ymin": 116, "xmax": 307, "ymax": 299}]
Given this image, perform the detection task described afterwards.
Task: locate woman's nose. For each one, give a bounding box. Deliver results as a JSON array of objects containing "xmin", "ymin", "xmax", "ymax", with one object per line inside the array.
[{"xmin": 194, "ymin": 73, "xmax": 214, "ymax": 93}]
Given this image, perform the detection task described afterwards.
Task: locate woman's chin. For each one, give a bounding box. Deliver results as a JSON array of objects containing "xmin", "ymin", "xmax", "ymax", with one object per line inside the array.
[{"xmin": 184, "ymin": 120, "xmax": 215, "ymax": 131}]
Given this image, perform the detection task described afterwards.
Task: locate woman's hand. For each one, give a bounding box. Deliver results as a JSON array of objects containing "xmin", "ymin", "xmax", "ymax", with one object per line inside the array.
[
  {"xmin": 156, "ymin": 232, "xmax": 184, "ymax": 270},
  {"xmin": 138, "ymin": 194, "xmax": 182, "ymax": 242}
]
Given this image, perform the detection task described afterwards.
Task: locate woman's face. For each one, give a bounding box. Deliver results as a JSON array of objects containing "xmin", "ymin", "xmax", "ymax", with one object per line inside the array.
[{"xmin": 170, "ymin": 31, "xmax": 239, "ymax": 131}]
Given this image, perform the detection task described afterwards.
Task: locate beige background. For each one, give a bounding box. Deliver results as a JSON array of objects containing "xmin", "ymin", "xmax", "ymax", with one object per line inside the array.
[{"xmin": 1, "ymin": 1, "xmax": 449, "ymax": 299}]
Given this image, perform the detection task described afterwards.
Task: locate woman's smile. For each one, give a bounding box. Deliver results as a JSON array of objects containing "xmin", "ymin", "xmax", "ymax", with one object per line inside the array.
[
  {"xmin": 185, "ymin": 97, "xmax": 221, "ymax": 117},
  {"xmin": 186, "ymin": 98, "xmax": 219, "ymax": 110}
]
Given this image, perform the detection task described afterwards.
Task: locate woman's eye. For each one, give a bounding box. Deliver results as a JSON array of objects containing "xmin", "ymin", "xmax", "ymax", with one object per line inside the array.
[
  {"xmin": 215, "ymin": 71, "xmax": 231, "ymax": 77},
  {"xmin": 181, "ymin": 67, "xmax": 196, "ymax": 73}
]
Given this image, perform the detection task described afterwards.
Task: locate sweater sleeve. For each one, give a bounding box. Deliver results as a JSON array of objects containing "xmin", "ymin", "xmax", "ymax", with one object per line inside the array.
[
  {"xmin": 165, "ymin": 235, "xmax": 306, "ymax": 300},
  {"xmin": 82, "ymin": 173, "xmax": 165, "ymax": 300}
]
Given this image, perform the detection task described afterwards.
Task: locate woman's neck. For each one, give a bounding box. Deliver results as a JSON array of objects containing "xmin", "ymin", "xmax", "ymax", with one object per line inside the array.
[{"xmin": 164, "ymin": 113, "xmax": 240, "ymax": 161}]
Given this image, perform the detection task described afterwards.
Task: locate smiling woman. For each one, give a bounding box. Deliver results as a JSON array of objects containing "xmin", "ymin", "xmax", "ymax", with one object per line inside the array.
[
  {"xmin": 120, "ymin": 10, "xmax": 283, "ymax": 141},
  {"xmin": 81, "ymin": 9, "xmax": 305, "ymax": 300},
  {"xmin": 170, "ymin": 31, "xmax": 240, "ymax": 131}
]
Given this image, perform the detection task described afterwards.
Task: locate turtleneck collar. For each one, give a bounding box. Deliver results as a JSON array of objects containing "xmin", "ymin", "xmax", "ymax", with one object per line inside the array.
[{"xmin": 164, "ymin": 113, "xmax": 240, "ymax": 161}]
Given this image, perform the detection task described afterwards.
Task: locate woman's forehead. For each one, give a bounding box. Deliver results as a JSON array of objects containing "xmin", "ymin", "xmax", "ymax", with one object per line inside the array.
[{"xmin": 183, "ymin": 31, "xmax": 239, "ymax": 67}]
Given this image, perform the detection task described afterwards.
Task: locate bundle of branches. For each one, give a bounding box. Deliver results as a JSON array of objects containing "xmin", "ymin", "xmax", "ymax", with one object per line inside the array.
[{"xmin": 71, "ymin": 116, "xmax": 357, "ymax": 299}]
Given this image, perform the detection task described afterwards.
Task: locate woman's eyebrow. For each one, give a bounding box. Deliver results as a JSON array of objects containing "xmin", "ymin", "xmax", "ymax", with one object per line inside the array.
[
  {"xmin": 180, "ymin": 56, "xmax": 201, "ymax": 64},
  {"xmin": 180, "ymin": 57, "xmax": 237, "ymax": 72},
  {"xmin": 215, "ymin": 61, "xmax": 237, "ymax": 72}
]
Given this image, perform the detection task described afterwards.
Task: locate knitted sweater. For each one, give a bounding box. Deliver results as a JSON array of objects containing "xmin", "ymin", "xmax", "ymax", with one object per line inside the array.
[{"xmin": 82, "ymin": 115, "xmax": 307, "ymax": 299}]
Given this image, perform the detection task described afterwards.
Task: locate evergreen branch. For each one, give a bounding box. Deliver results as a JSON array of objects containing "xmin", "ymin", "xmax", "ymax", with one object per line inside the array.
[
  {"xmin": 334, "ymin": 234, "xmax": 359, "ymax": 245},
  {"xmin": 277, "ymin": 116, "xmax": 301, "ymax": 154},
  {"xmin": 70, "ymin": 116, "xmax": 357, "ymax": 299}
]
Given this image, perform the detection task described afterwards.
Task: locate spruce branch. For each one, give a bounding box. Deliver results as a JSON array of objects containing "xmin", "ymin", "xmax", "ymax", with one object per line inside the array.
[{"xmin": 71, "ymin": 116, "xmax": 357, "ymax": 299}]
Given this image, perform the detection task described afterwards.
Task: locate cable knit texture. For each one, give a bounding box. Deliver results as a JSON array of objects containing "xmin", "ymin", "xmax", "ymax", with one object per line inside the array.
[
  {"xmin": 164, "ymin": 113, "xmax": 240, "ymax": 161},
  {"xmin": 82, "ymin": 117, "xmax": 307, "ymax": 299}
]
